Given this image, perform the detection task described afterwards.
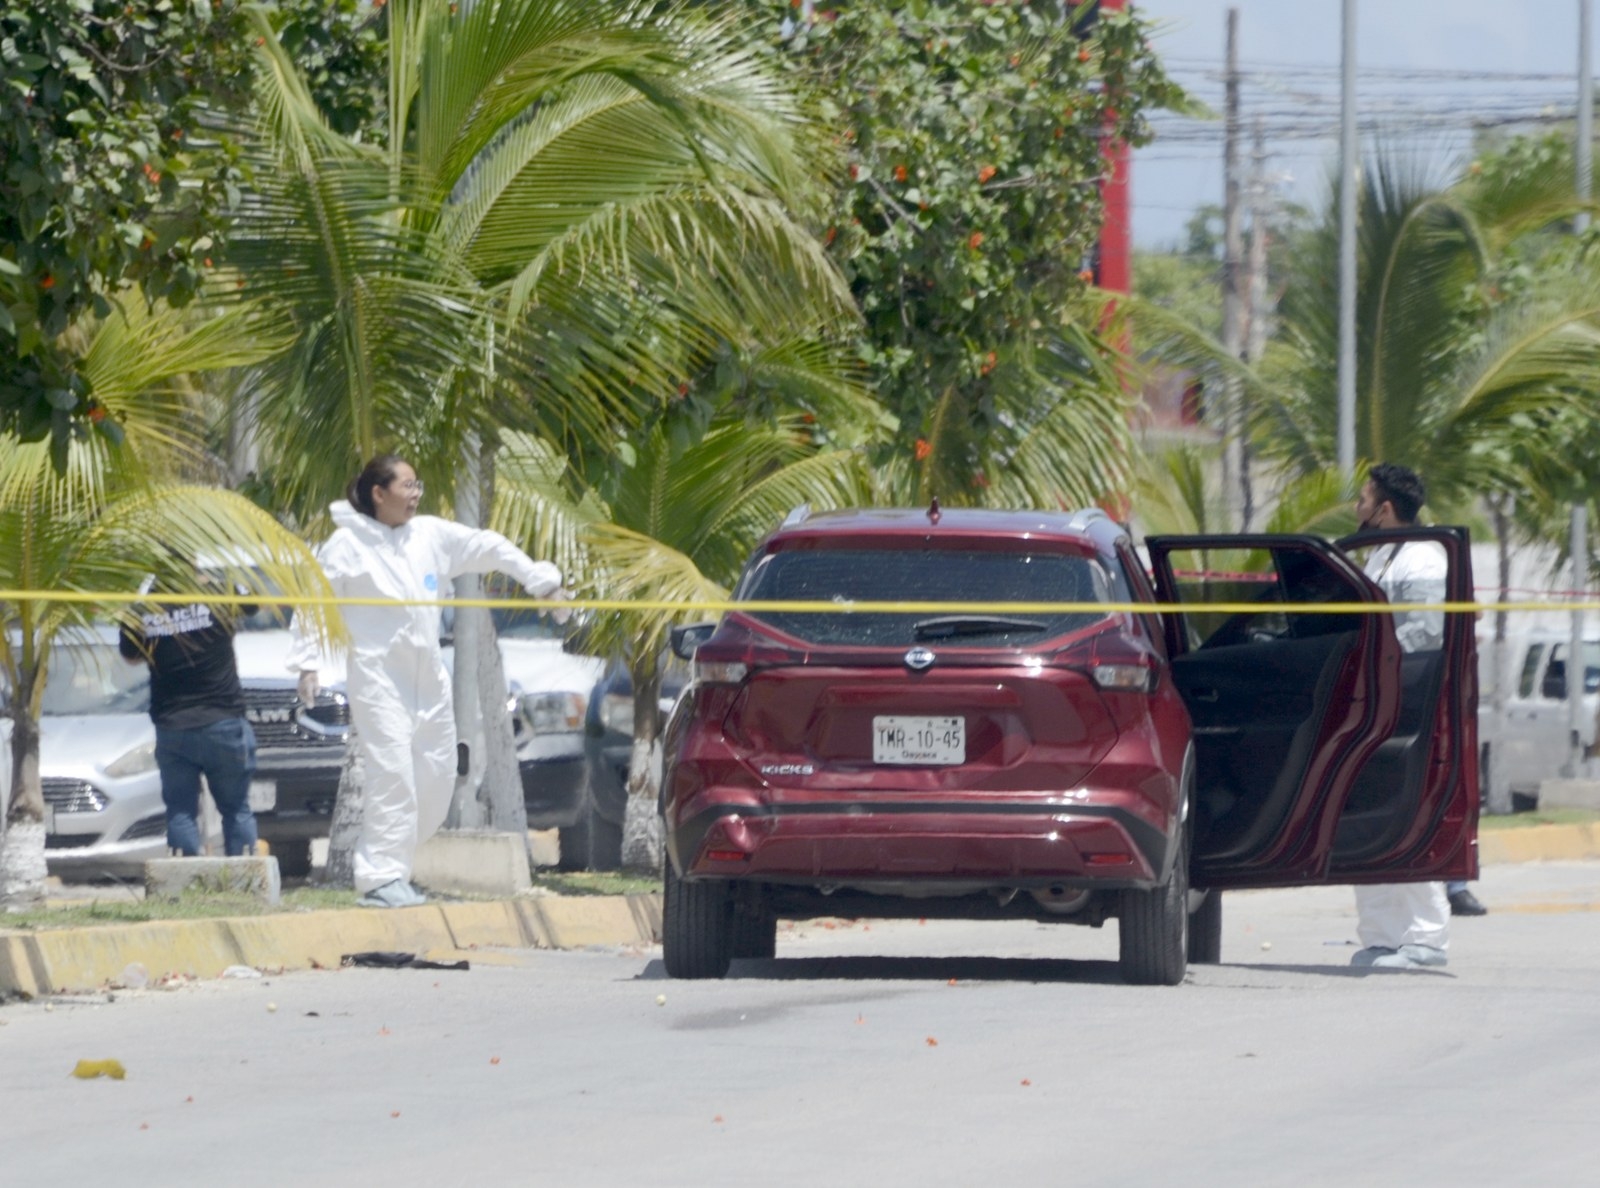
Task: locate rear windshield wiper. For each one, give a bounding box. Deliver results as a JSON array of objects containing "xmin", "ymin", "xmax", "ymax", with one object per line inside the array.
[{"xmin": 911, "ymin": 615, "xmax": 1048, "ymax": 640}]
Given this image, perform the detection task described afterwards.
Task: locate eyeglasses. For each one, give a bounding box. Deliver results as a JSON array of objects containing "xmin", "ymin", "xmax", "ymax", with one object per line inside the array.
[{"xmin": 389, "ymin": 479, "xmax": 424, "ymax": 495}]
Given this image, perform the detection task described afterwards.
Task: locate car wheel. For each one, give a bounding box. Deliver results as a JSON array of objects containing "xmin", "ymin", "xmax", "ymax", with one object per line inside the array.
[
  {"xmin": 270, "ymin": 838, "xmax": 313, "ymax": 880},
  {"xmin": 1118, "ymin": 830, "xmax": 1189, "ymax": 986},
  {"xmin": 1187, "ymin": 889, "xmax": 1222, "ymax": 964},
  {"xmin": 663, "ymin": 860, "xmax": 733, "ymax": 979},
  {"xmin": 731, "ymin": 895, "xmax": 777, "ymax": 960}
]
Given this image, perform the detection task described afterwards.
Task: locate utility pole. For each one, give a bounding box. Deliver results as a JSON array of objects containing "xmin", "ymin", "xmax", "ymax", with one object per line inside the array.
[
  {"xmin": 1570, "ymin": 0, "xmax": 1593, "ymax": 779},
  {"xmin": 1220, "ymin": 8, "xmax": 1245, "ymax": 527},
  {"xmin": 1336, "ymin": 0, "xmax": 1358, "ymax": 477},
  {"xmin": 1241, "ymin": 116, "xmax": 1270, "ymax": 531}
]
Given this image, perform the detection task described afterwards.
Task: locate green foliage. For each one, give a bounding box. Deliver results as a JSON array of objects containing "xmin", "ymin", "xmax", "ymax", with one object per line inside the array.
[
  {"xmin": 233, "ymin": 0, "xmax": 862, "ymax": 527},
  {"xmin": 0, "ymin": 0, "xmax": 387, "ymax": 459},
  {"xmin": 1255, "ymin": 149, "xmax": 1600, "ymax": 521},
  {"xmin": 731, "ymin": 0, "xmax": 1185, "ymax": 505},
  {"xmin": 1132, "ymin": 251, "xmax": 1223, "ymax": 340}
]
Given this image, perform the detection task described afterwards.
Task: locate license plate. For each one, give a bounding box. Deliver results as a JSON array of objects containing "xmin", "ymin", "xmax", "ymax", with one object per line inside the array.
[
  {"xmin": 248, "ymin": 780, "xmax": 276, "ymax": 811},
  {"xmin": 873, "ymin": 716, "xmax": 965, "ymax": 765}
]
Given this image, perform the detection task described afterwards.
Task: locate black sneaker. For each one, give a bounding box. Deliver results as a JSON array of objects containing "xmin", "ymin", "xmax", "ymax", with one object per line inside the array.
[{"xmin": 1448, "ymin": 888, "xmax": 1488, "ymax": 916}]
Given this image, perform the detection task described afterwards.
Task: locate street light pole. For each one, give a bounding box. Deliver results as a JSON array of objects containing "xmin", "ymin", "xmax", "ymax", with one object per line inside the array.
[
  {"xmin": 1570, "ymin": 0, "xmax": 1593, "ymax": 779},
  {"xmin": 1336, "ymin": 0, "xmax": 1358, "ymax": 478}
]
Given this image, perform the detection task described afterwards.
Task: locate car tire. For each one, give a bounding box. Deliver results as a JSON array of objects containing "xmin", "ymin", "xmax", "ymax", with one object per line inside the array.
[
  {"xmin": 1187, "ymin": 889, "xmax": 1222, "ymax": 964},
  {"xmin": 271, "ymin": 838, "xmax": 313, "ymax": 880},
  {"xmin": 731, "ymin": 895, "xmax": 777, "ymax": 960},
  {"xmin": 1118, "ymin": 830, "xmax": 1189, "ymax": 986},
  {"xmin": 663, "ymin": 860, "xmax": 733, "ymax": 979}
]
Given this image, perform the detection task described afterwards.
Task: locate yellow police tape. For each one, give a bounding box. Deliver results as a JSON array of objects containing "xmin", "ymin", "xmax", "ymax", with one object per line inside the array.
[{"xmin": 2, "ymin": 589, "xmax": 1598, "ymax": 615}]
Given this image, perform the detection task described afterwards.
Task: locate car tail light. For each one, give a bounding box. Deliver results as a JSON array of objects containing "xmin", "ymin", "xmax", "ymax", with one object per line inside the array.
[
  {"xmin": 1090, "ymin": 663, "xmax": 1156, "ymax": 693},
  {"xmin": 691, "ymin": 617, "xmax": 804, "ymax": 687},
  {"xmin": 694, "ymin": 660, "xmax": 749, "ymax": 686}
]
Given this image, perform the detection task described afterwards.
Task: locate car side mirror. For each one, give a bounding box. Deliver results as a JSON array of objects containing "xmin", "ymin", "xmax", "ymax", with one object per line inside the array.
[{"xmin": 670, "ymin": 622, "xmax": 716, "ymax": 661}]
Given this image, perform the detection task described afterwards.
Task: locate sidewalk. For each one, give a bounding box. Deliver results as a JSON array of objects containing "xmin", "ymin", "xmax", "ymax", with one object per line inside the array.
[{"xmin": 4, "ymin": 822, "xmax": 1598, "ymax": 998}]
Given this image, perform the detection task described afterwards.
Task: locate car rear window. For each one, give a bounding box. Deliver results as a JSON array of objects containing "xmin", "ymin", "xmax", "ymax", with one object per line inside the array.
[{"xmin": 737, "ymin": 546, "xmax": 1111, "ymax": 646}]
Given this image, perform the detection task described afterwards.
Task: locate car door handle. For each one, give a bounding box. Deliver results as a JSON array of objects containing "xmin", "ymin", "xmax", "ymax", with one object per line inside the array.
[{"xmin": 1190, "ymin": 688, "xmax": 1220, "ymax": 703}]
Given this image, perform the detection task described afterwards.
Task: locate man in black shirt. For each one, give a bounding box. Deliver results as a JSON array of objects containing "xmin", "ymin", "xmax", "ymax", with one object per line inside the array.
[{"xmin": 120, "ymin": 579, "xmax": 259, "ymax": 857}]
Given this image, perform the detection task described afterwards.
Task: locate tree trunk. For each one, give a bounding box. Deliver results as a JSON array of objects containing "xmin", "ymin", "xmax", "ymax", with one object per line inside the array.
[
  {"xmin": 477, "ymin": 621, "xmax": 527, "ymax": 835},
  {"xmin": 621, "ymin": 656, "xmax": 664, "ymax": 873},
  {"xmin": 1486, "ymin": 498, "xmax": 1513, "ymax": 816},
  {"xmin": 320, "ymin": 744, "xmax": 365, "ymax": 888},
  {"xmin": 1, "ymin": 690, "xmax": 48, "ymax": 906}
]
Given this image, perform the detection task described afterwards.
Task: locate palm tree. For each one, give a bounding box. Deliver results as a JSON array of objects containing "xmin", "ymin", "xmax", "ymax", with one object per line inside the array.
[
  {"xmin": 492, "ymin": 406, "xmax": 872, "ymax": 869},
  {"xmin": 0, "ymin": 300, "xmax": 339, "ymax": 905},
  {"xmin": 227, "ymin": 0, "xmax": 860, "ymax": 852},
  {"xmin": 1256, "ymin": 154, "xmax": 1600, "ymax": 513}
]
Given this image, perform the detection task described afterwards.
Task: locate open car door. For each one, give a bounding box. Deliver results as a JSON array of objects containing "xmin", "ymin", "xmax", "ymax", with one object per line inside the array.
[{"xmin": 1146, "ymin": 530, "xmax": 1478, "ymax": 890}]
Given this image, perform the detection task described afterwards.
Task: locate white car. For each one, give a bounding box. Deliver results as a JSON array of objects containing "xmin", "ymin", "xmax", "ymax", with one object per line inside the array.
[{"xmin": 9, "ymin": 627, "xmax": 170, "ymax": 880}]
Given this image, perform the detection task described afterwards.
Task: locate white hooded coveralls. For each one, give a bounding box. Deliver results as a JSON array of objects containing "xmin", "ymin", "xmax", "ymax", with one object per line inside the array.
[
  {"xmin": 1354, "ymin": 538, "xmax": 1451, "ymax": 954},
  {"xmin": 290, "ymin": 501, "xmax": 561, "ymax": 894}
]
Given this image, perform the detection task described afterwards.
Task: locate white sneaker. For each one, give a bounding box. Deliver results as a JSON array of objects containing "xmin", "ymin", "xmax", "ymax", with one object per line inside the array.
[
  {"xmin": 359, "ymin": 879, "xmax": 422, "ymax": 909},
  {"xmin": 1351, "ymin": 944, "xmax": 1447, "ymax": 970}
]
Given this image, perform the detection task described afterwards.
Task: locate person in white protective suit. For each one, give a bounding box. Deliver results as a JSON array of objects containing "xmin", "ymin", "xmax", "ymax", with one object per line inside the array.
[
  {"xmin": 289, "ymin": 454, "xmax": 568, "ymax": 909},
  {"xmin": 1349, "ymin": 462, "xmax": 1452, "ymax": 969}
]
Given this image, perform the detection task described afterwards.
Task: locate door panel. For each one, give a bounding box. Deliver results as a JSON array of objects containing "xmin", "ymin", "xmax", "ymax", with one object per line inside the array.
[
  {"xmin": 1328, "ymin": 528, "xmax": 1479, "ymax": 883},
  {"xmin": 1148, "ymin": 535, "xmax": 1401, "ymax": 888}
]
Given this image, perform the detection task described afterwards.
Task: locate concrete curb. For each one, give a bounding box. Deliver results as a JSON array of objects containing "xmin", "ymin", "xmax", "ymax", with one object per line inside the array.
[
  {"xmin": 1478, "ymin": 822, "xmax": 1600, "ymax": 865},
  {"xmin": 0, "ymin": 892, "xmax": 662, "ymax": 998}
]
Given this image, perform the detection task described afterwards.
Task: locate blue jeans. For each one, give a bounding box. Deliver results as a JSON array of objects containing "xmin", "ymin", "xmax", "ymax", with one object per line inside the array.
[{"xmin": 154, "ymin": 717, "xmax": 259, "ymax": 857}]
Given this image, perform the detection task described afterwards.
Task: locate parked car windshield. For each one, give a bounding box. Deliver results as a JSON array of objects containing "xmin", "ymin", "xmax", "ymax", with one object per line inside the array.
[
  {"xmin": 737, "ymin": 546, "xmax": 1111, "ymax": 646},
  {"xmin": 40, "ymin": 640, "xmax": 151, "ymax": 716}
]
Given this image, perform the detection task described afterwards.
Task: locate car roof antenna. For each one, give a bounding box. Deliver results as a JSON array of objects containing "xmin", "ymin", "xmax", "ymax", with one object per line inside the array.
[{"xmin": 927, "ymin": 496, "xmax": 941, "ymax": 526}]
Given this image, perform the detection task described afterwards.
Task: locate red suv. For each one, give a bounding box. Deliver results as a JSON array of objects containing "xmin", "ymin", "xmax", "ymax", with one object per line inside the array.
[{"xmin": 659, "ymin": 506, "xmax": 1478, "ymax": 984}]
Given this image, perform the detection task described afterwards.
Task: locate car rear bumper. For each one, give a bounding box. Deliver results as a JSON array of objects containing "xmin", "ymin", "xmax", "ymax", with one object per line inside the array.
[{"xmin": 667, "ymin": 798, "xmax": 1174, "ymax": 891}]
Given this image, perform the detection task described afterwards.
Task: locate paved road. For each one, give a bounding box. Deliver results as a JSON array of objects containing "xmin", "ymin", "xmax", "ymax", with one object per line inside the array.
[{"xmin": 3, "ymin": 862, "xmax": 1598, "ymax": 1187}]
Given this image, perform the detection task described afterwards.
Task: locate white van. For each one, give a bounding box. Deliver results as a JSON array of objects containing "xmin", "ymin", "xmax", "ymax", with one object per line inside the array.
[{"xmin": 1478, "ymin": 628, "xmax": 1600, "ymax": 804}]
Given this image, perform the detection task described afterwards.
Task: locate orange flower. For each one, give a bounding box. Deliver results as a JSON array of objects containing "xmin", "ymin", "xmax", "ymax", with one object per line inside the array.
[
  {"xmin": 87, "ymin": 404, "xmax": 106, "ymax": 424},
  {"xmin": 824, "ymin": 226, "xmax": 837, "ymax": 245},
  {"xmin": 40, "ymin": 274, "xmax": 55, "ymax": 290},
  {"xmin": 848, "ymin": 163, "xmax": 859, "ymax": 180},
  {"xmin": 914, "ymin": 438, "xmax": 932, "ymax": 461},
  {"xmin": 977, "ymin": 165, "xmax": 996, "ymax": 183},
  {"xmin": 1078, "ymin": 48, "xmax": 1091, "ymax": 63},
  {"xmin": 894, "ymin": 164, "xmax": 908, "ymax": 182},
  {"xmin": 968, "ymin": 231, "xmax": 984, "ymax": 250},
  {"xmin": 1078, "ymin": 268, "xmax": 1095, "ymax": 283}
]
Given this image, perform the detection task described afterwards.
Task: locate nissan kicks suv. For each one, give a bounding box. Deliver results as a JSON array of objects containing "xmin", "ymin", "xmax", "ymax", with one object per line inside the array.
[{"xmin": 659, "ymin": 506, "xmax": 1480, "ymax": 984}]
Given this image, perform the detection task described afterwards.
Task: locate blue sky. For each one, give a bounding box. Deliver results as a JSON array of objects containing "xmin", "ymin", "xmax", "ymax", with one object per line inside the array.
[{"xmin": 1131, "ymin": 0, "xmax": 1597, "ymax": 248}]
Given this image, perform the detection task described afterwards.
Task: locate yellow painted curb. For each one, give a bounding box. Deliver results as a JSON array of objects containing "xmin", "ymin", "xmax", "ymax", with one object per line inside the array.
[
  {"xmin": 1479, "ymin": 823, "xmax": 1600, "ymax": 865},
  {"xmin": 0, "ymin": 893, "xmax": 663, "ymax": 997},
  {"xmin": 528, "ymin": 895, "xmax": 657, "ymax": 949}
]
